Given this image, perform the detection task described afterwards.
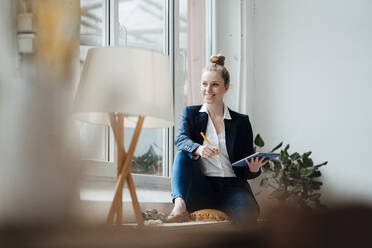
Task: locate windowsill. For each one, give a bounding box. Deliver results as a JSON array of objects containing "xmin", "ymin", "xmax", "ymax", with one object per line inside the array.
[
  {"xmin": 79, "ymin": 176, "xmax": 173, "ymax": 223},
  {"xmin": 80, "ymin": 175, "xmax": 171, "ymax": 203},
  {"xmin": 80, "ymin": 159, "xmax": 172, "ymax": 202},
  {"xmin": 80, "ymin": 181, "xmax": 171, "ymax": 203}
]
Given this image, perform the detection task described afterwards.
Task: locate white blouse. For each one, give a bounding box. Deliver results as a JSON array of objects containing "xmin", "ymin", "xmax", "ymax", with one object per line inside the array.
[{"xmin": 198, "ymin": 104, "xmax": 236, "ymax": 177}]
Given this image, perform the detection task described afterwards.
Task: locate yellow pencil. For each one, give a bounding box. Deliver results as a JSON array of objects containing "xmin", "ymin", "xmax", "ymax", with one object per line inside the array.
[{"xmin": 200, "ymin": 132, "xmax": 219, "ymax": 156}]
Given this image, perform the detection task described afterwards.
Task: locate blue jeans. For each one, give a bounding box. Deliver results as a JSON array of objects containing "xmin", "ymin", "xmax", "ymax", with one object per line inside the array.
[{"xmin": 171, "ymin": 151, "xmax": 259, "ymax": 223}]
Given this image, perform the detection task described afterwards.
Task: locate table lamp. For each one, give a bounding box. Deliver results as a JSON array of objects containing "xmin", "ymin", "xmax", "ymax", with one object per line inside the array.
[{"xmin": 73, "ymin": 47, "xmax": 173, "ymax": 226}]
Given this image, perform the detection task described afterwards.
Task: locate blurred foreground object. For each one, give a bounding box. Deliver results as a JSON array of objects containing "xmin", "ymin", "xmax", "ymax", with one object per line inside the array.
[
  {"xmin": 35, "ymin": 0, "xmax": 79, "ymax": 84},
  {"xmin": 1, "ymin": 203, "xmax": 371, "ymax": 248},
  {"xmin": 0, "ymin": 0, "xmax": 81, "ymax": 225},
  {"xmin": 73, "ymin": 47, "xmax": 173, "ymax": 226},
  {"xmin": 263, "ymin": 203, "xmax": 372, "ymax": 248}
]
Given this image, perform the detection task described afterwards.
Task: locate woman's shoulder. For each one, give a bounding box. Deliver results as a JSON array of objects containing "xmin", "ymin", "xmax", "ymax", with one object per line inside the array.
[
  {"xmin": 183, "ymin": 105, "xmax": 203, "ymax": 113},
  {"xmin": 227, "ymin": 108, "xmax": 250, "ymax": 121}
]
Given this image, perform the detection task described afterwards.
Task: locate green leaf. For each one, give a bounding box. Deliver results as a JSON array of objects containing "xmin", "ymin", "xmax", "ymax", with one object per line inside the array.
[
  {"xmin": 270, "ymin": 142, "xmax": 283, "ymax": 152},
  {"xmin": 273, "ymin": 160, "xmax": 281, "ymax": 172},
  {"xmin": 305, "ymin": 168, "xmax": 316, "ymax": 176},
  {"xmin": 297, "ymin": 160, "xmax": 304, "ymax": 168},
  {"xmin": 311, "ymin": 181, "xmax": 322, "ymax": 190},
  {"xmin": 314, "ymin": 161, "xmax": 328, "ymax": 169},
  {"xmin": 303, "ymin": 157, "xmax": 314, "ymax": 167},
  {"xmin": 254, "ymin": 134, "xmax": 265, "ymax": 147},
  {"xmin": 290, "ymin": 152, "xmax": 301, "ymax": 160},
  {"xmin": 311, "ymin": 181, "xmax": 323, "ymax": 186},
  {"xmin": 300, "ymin": 168, "xmax": 308, "ymax": 175},
  {"xmin": 284, "ymin": 144, "xmax": 290, "ymax": 152},
  {"xmin": 301, "ymin": 151, "xmax": 312, "ymax": 159},
  {"xmin": 280, "ymin": 150, "xmax": 290, "ymax": 164},
  {"xmin": 309, "ymin": 171, "xmax": 321, "ymax": 178}
]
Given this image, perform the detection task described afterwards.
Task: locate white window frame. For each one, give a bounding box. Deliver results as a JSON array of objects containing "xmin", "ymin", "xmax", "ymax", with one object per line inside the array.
[
  {"xmin": 81, "ymin": 0, "xmax": 177, "ymax": 188},
  {"xmin": 205, "ymin": 0, "xmax": 216, "ymax": 62}
]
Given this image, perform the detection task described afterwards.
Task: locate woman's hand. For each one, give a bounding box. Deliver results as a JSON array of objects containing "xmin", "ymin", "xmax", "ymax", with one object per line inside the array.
[
  {"xmin": 245, "ymin": 156, "xmax": 269, "ymax": 173},
  {"xmin": 194, "ymin": 145, "xmax": 219, "ymax": 158}
]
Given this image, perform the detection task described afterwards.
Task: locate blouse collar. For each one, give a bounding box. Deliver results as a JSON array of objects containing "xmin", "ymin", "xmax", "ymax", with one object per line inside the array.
[{"xmin": 199, "ymin": 103, "xmax": 232, "ymax": 120}]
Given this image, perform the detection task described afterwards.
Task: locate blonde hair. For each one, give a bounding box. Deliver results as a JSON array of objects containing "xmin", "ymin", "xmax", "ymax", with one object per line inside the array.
[{"xmin": 203, "ymin": 54, "xmax": 230, "ymax": 85}]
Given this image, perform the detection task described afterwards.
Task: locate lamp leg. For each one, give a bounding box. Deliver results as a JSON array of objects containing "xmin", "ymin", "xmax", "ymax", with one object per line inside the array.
[
  {"xmin": 116, "ymin": 114, "xmax": 124, "ymax": 224},
  {"xmin": 127, "ymin": 172, "xmax": 144, "ymax": 225},
  {"xmin": 107, "ymin": 115, "xmax": 145, "ymax": 226},
  {"xmin": 109, "ymin": 114, "xmax": 124, "ymax": 224}
]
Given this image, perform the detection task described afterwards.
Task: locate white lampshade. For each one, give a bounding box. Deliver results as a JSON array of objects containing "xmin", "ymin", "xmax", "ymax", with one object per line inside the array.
[{"xmin": 73, "ymin": 47, "xmax": 173, "ymax": 128}]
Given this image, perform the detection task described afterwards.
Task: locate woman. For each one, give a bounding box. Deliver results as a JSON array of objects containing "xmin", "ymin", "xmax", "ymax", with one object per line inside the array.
[{"xmin": 167, "ymin": 54, "xmax": 268, "ymax": 223}]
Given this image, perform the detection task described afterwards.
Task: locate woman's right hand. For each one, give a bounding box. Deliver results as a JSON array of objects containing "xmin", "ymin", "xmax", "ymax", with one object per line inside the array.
[{"xmin": 194, "ymin": 145, "xmax": 219, "ymax": 158}]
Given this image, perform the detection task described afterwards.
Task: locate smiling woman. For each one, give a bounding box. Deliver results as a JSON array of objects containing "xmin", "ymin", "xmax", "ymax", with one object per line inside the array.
[{"xmin": 166, "ymin": 54, "xmax": 268, "ymax": 224}]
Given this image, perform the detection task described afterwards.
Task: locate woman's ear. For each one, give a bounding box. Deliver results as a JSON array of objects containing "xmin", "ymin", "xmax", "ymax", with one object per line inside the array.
[{"xmin": 224, "ymin": 83, "xmax": 230, "ymax": 92}]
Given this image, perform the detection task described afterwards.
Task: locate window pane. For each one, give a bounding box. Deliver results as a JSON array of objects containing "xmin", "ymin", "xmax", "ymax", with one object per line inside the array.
[
  {"xmin": 78, "ymin": 0, "xmax": 107, "ymax": 161},
  {"xmin": 126, "ymin": 128, "xmax": 163, "ymax": 176},
  {"xmin": 117, "ymin": 0, "xmax": 166, "ymax": 176},
  {"xmin": 80, "ymin": 0, "xmax": 103, "ymax": 47},
  {"xmin": 117, "ymin": 0, "xmax": 165, "ymax": 51}
]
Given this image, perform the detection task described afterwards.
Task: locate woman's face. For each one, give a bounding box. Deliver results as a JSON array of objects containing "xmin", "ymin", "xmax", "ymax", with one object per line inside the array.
[{"xmin": 200, "ymin": 71, "xmax": 229, "ymax": 104}]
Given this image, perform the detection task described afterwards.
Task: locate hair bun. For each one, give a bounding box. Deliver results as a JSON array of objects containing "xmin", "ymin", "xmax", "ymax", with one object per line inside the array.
[{"xmin": 209, "ymin": 54, "xmax": 225, "ymax": 66}]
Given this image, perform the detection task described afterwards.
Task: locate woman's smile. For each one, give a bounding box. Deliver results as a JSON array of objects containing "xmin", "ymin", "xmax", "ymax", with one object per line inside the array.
[{"xmin": 200, "ymin": 71, "xmax": 229, "ymax": 104}]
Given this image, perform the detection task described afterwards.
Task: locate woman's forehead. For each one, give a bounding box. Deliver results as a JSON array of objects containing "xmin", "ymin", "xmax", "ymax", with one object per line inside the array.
[{"xmin": 201, "ymin": 71, "xmax": 223, "ymax": 82}]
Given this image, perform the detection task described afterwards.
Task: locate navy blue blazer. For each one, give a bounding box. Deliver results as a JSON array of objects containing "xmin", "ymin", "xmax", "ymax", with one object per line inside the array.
[{"xmin": 175, "ymin": 105, "xmax": 261, "ymax": 180}]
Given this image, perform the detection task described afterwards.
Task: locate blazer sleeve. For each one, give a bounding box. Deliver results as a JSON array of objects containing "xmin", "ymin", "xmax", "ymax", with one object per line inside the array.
[
  {"xmin": 174, "ymin": 106, "xmax": 201, "ymax": 159},
  {"xmin": 232, "ymin": 116, "xmax": 262, "ymax": 180}
]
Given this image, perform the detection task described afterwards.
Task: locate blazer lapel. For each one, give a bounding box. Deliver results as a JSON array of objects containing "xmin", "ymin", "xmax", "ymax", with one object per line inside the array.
[
  {"xmin": 224, "ymin": 110, "xmax": 237, "ymax": 162},
  {"xmin": 196, "ymin": 112, "xmax": 208, "ymax": 145}
]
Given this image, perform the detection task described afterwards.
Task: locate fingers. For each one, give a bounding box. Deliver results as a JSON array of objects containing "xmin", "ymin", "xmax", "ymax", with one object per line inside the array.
[
  {"xmin": 259, "ymin": 156, "xmax": 266, "ymax": 163},
  {"xmin": 246, "ymin": 156, "xmax": 269, "ymax": 167},
  {"xmin": 263, "ymin": 158, "xmax": 270, "ymax": 164},
  {"xmin": 202, "ymin": 145, "xmax": 218, "ymax": 158}
]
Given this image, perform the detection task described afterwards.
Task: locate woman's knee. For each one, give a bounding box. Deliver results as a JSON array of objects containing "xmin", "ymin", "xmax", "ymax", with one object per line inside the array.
[
  {"xmin": 174, "ymin": 150, "xmax": 192, "ymax": 162},
  {"xmin": 173, "ymin": 151, "xmax": 196, "ymax": 169},
  {"xmin": 172, "ymin": 151, "xmax": 195, "ymax": 178}
]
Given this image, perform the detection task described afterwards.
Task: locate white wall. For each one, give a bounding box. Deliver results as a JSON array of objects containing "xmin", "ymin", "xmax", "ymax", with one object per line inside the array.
[
  {"xmin": 213, "ymin": 0, "xmax": 256, "ymax": 116},
  {"xmin": 253, "ymin": 0, "xmax": 372, "ymax": 203}
]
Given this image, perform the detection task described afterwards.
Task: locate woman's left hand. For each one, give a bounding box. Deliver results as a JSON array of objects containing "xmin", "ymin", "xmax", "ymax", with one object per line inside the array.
[{"xmin": 245, "ymin": 156, "xmax": 269, "ymax": 173}]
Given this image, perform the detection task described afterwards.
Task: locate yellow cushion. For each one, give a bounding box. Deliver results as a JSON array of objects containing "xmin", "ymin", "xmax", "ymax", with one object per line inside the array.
[{"xmin": 190, "ymin": 209, "xmax": 230, "ymax": 221}]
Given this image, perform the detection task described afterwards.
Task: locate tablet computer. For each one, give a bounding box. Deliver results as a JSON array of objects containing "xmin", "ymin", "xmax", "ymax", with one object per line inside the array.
[{"xmin": 232, "ymin": 152, "xmax": 280, "ymax": 167}]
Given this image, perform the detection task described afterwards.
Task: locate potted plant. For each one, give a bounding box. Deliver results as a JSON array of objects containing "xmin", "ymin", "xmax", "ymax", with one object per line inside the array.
[{"xmin": 254, "ymin": 134, "xmax": 327, "ymax": 209}]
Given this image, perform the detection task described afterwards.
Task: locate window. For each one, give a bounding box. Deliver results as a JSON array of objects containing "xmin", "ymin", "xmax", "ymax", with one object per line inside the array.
[
  {"xmin": 78, "ymin": 0, "xmax": 188, "ymax": 180},
  {"xmin": 79, "ymin": 0, "xmax": 109, "ymax": 162}
]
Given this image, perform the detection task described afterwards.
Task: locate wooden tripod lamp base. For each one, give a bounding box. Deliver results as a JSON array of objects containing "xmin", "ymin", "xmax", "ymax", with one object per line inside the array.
[
  {"xmin": 72, "ymin": 47, "xmax": 173, "ymax": 226},
  {"xmin": 106, "ymin": 113, "xmax": 145, "ymax": 226}
]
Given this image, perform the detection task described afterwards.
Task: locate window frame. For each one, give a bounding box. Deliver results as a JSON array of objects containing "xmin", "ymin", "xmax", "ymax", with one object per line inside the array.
[{"xmin": 80, "ymin": 0, "xmax": 177, "ymax": 187}]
